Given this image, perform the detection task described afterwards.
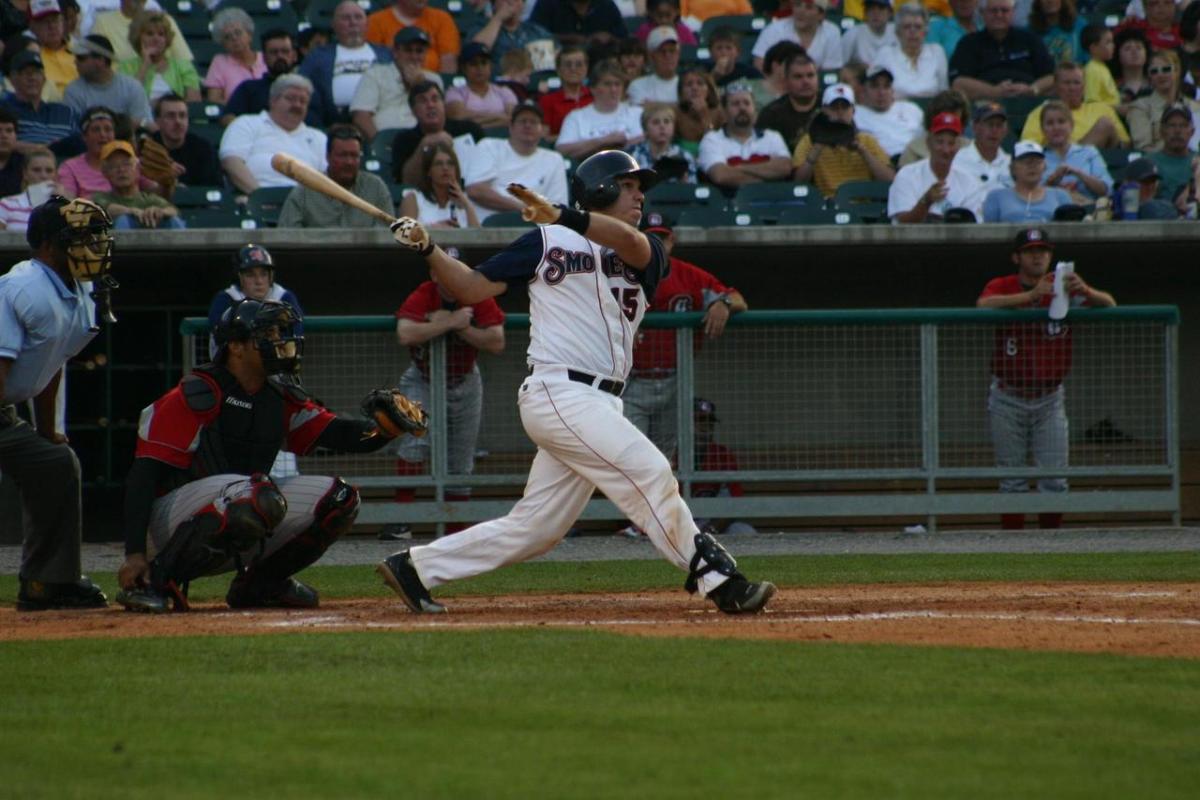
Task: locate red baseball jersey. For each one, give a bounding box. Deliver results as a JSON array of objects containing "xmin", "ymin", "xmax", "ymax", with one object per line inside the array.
[
  {"xmin": 632, "ymin": 257, "xmax": 736, "ymax": 373},
  {"xmin": 692, "ymin": 442, "xmax": 744, "ymax": 498},
  {"xmin": 134, "ymin": 373, "xmax": 335, "ymax": 469},
  {"xmin": 979, "ymin": 273, "xmax": 1088, "ymax": 390},
  {"xmin": 396, "ymin": 281, "xmax": 505, "ymax": 381}
]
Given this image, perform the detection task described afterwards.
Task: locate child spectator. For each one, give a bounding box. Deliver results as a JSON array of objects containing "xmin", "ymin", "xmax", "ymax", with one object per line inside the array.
[
  {"xmin": 617, "ymin": 37, "xmax": 648, "ymax": 83},
  {"xmin": 629, "ymin": 104, "xmax": 698, "ymax": 181},
  {"xmin": 496, "ymin": 48, "xmax": 534, "ymax": 103},
  {"xmin": 706, "ymin": 26, "xmax": 761, "ymax": 88},
  {"xmin": 1081, "ymin": 24, "xmax": 1119, "ymax": 106},
  {"xmin": 1111, "ymin": 26, "xmax": 1153, "ymax": 111},
  {"xmin": 636, "ymin": 0, "xmax": 699, "ymax": 46}
]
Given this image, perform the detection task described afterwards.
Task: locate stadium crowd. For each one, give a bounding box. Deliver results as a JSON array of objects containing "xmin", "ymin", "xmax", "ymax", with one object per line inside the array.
[{"xmin": 0, "ymin": 0, "xmax": 1196, "ymax": 228}]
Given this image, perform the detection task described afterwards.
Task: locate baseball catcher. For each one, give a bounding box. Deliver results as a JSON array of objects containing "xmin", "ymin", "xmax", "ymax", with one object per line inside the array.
[{"xmin": 115, "ymin": 298, "xmax": 426, "ymax": 613}]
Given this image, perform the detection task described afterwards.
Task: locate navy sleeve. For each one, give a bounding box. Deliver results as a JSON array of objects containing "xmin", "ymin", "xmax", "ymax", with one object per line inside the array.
[
  {"xmin": 635, "ymin": 233, "xmax": 669, "ymax": 298},
  {"xmin": 207, "ymin": 290, "xmax": 232, "ymax": 329},
  {"xmin": 282, "ymin": 289, "xmax": 305, "ymax": 335},
  {"xmin": 476, "ymin": 228, "xmax": 544, "ymax": 284}
]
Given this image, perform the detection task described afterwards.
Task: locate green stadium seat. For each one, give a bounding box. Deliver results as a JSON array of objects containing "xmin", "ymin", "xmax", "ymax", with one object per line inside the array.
[
  {"xmin": 482, "ymin": 211, "xmax": 535, "ymax": 227},
  {"xmin": 645, "ymin": 182, "xmax": 725, "ymax": 208},
  {"xmin": 675, "ymin": 208, "xmax": 757, "ymax": 227},
  {"xmin": 186, "ymin": 100, "xmax": 222, "ymax": 124},
  {"xmin": 386, "ymin": 182, "xmax": 410, "ymax": 207},
  {"xmin": 820, "ymin": 70, "xmax": 840, "ymax": 87},
  {"xmin": 172, "ymin": 185, "xmax": 235, "ymax": 211},
  {"xmin": 699, "ymin": 15, "xmax": 764, "ymax": 46},
  {"xmin": 732, "ymin": 182, "xmax": 821, "ymax": 211},
  {"xmin": 189, "ymin": 123, "xmax": 224, "ymax": 150},
  {"xmin": 833, "ymin": 180, "xmax": 891, "ymax": 223},
  {"xmin": 247, "ymin": 6, "xmax": 300, "ymax": 37},
  {"xmin": 1001, "ymin": 95, "xmax": 1044, "ymax": 140},
  {"xmin": 1101, "ymin": 147, "xmax": 1142, "ymax": 171},
  {"xmin": 188, "ymin": 40, "xmax": 223, "ymax": 73},
  {"xmin": 245, "ymin": 186, "xmax": 293, "ymax": 227},
  {"xmin": 483, "ymin": 126, "xmax": 509, "ymax": 138},
  {"xmin": 164, "ymin": 0, "xmax": 211, "ymax": 39},
  {"xmin": 181, "ymin": 208, "xmax": 254, "ymax": 229},
  {"xmin": 778, "ymin": 206, "xmax": 860, "ymax": 225},
  {"xmin": 372, "ymin": 128, "xmax": 402, "ymax": 160}
]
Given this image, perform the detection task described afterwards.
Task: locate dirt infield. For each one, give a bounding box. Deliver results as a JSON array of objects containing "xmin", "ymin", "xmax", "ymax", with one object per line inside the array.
[{"xmin": 4, "ymin": 582, "xmax": 1198, "ymax": 658}]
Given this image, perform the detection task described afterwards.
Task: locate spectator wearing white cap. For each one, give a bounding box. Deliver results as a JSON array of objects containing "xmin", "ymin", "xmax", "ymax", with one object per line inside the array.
[
  {"xmin": 29, "ymin": 0, "xmax": 78, "ymax": 102},
  {"xmin": 841, "ymin": 0, "xmax": 898, "ymax": 67},
  {"xmin": 888, "ymin": 111, "xmax": 977, "ymax": 222},
  {"xmin": 697, "ymin": 82, "xmax": 792, "ymax": 190},
  {"xmin": 792, "ymin": 82, "xmax": 895, "ymax": 197},
  {"xmin": 751, "ymin": 0, "xmax": 845, "ymax": 73},
  {"xmin": 982, "ymin": 140, "xmax": 1072, "ymax": 222},
  {"xmin": 628, "ymin": 26, "xmax": 681, "ymax": 106},
  {"xmin": 853, "ymin": 65, "xmax": 924, "ymax": 158},
  {"xmin": 868, "ymin": 4, "xmax": 948, "ymax": 99}
]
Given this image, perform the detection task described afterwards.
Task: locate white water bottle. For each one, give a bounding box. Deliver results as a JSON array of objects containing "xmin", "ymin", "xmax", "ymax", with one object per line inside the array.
[{"xmin": 1049, "ymin": 261, "xmax": 1074, "ymax": 320}]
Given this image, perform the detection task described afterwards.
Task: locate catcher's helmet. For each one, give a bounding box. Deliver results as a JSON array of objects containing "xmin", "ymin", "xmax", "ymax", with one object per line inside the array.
[
  {"xmin": 26, "ymin": 196, "xmax": 115, "ymax": 282},
  {"xmin": 233, "ymin": 243, "xmax": 274, "ymax": 282},
  {"xmin": 213, "ymin": 298, "xmax": 303, "ymax": 375},
  {"xmin": 570, "ymin": 150, "xmax": 657, "ymax": 210}
]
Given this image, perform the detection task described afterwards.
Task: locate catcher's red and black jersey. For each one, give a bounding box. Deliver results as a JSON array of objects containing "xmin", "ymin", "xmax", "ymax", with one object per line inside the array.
[{"xmin": 135, "ymin": 365, "xmax": 336, "ymax": 479}]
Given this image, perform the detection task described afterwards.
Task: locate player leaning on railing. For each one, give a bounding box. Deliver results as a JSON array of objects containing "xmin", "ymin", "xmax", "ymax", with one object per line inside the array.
[{"xmin": 381, "ymin": 149, "xmax": 776, "ymax": 615}]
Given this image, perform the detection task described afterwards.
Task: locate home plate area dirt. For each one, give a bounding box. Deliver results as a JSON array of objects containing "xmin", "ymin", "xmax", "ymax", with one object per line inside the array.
[{"xmin": 4, "ymin": 583, "xmax": 1199, "ymax": 659}]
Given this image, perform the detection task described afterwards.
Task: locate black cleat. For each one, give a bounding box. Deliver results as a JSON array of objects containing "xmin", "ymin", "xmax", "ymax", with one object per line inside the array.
[
  {"xmin": 377, "ymin": 523, "xmax": 413, "ymax": 541},
  {"xmin": 226, "ymin": 576, "xmax": 320, "ymax": 609},
  {"xmin": 377, "ymin": 551, "xmax": 445, "ymax": 613},
  {"xmin": 16, "ymin": 576, "xmax": 108, "ymax": 611},
  {"xmin": 116, "ymin": 586, "xmax": 170, "ymax": 614},
  {"xmin": 708, "ymin": 578, "xmax": 776, "ymax": 615}
]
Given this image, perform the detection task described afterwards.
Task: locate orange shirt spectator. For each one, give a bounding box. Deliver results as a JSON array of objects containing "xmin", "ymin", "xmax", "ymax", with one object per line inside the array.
[
  {"xmin": 680, "ymin": 0, "xmax": 753, "ymax": 21},
  {"xmin": 366, "ymin": 0, "xmax": 461, "ymax": 73}
]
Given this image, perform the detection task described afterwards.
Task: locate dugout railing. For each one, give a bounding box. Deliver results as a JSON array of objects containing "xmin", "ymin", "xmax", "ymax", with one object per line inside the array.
[{"xmin": 181, "ymin": 307, "xmax": 1181, "ymax": 531}]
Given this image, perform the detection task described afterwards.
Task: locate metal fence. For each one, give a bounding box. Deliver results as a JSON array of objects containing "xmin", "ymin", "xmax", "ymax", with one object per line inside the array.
[{"xmin": 182, "ymin": 306, "xmax": 1180, "ymax": 530}]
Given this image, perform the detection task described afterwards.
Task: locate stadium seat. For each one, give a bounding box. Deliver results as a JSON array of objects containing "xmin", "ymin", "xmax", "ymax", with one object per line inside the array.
[
  {"xmin": 833, "ymin": 180, "xmax": 891, "ymax": 223},
  {"xmin": 675, "ymin": 208, "xmax": 756, "ymax": 227},
  {"xmin": 186, "ymin": 101, "xmax": 222, "ymax": 124},
  {"xmin": 482, "ymin": 211, "xmax": 535, "ymax": 227},
  {"xmin": 245, "ymin": 186, "xmax": 293, "ymax": 227},
  {"xmin": 372, "ymin": 128, "xmax": 401, "ymax": 161},
  {"xmin": 172, "ymin": 185, "xmax": 235, "ymax": 211},
  {"xmin": 164, "ymin": 0, "xmax": 211, "ymax": 39},
  {"xmin": 778, "ymin": 206, "xmax": 859, "ymax": 225},
  {"xmin": 247, "ymin": 6, "xmax": 300, "ymax": 37},
  {"xmin": 181, "ymin": 208, "xmax": 255, "ymax": 229},
  {"xmin": 189, "ymin": 123, "xmax": 224, "ymax": 150},
  {"xmin": 732, "ymin": 182, "xmax": 821, "ymax": 211},
  {"xmin": 188, "ymin": 40, "xmax": 222, "ymax": 73},
  {"xmin": 386, "ymin": 182, "xmax": 409, "ymax": 207},
  {"xmin": 820, "ymin": 70, "xmax": 840, "ymax": 87},
  {"xmin": 699, "ymin": 15, "xmax": 764, "ymax": 46},
  {"xmin": 1001, "ymin": 95, "xmax": 1043, "ymax": 140},
  {"xmin": 483, "ymin": 126, "xmax": 509, "ymax": 138},
  {"xmin": 1101, "ymin": 147, "xmax": 1143, "ymax": 171},
  {"xmin": 305, "ymin": 0, "xmax": 343, "ymax": 29},
  {"xmin": 645, "ymin": 182, "xmax": 724, "ymax": 209}
]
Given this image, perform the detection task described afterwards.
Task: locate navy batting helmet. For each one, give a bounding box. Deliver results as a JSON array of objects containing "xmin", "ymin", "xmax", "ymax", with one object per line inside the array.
[
  {"xmin": 570, "ymin": 150, "xmax": 657, "ymax": 210},
  {"xmin": 213, "ymin": 298, "xmax": 303, "ymax": 375},
  {"xmin": 232, "ymin": 243, "xmax": 274, "ymax": 282}
]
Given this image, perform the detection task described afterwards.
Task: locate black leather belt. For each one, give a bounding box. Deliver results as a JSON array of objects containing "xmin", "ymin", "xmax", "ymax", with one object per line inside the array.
[{"xmin": 567, "ymin": 369, "xmax": 625, "ymax": 397}]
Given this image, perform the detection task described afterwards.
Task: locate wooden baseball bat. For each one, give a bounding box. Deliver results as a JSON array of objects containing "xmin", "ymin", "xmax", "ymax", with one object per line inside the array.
[{"xmin": 270, "ymin": 152, "xmax": 396, "ymax": 225}]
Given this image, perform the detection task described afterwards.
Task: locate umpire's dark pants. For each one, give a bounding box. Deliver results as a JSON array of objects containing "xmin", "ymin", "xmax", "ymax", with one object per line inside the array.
[{"xmin": 0, "ymin": 404, "xmax": 84, "ymax": 583}]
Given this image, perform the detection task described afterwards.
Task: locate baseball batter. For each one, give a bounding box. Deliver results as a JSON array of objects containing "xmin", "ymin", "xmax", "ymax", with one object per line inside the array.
[
  {"xmin": 380, "ymin": 150, "xmax": 776, "ymax": 615},
  {"xmin": 977, "ymin": 227, "xmax": 1116, "ymax": 530}
]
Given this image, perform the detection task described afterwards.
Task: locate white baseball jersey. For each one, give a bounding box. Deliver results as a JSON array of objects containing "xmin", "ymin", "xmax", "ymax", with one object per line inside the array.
[{"xmin": 476, "ymin": 223, "xmax": 669, "ymax": 382}]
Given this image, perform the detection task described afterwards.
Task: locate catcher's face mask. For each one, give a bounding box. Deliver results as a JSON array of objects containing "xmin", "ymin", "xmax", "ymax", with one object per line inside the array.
[
  {"xmin": 56, "ymin": 198, "xmax": 115, "ymax": 282},
  {"xmin": 251, "ymin": 303, "xmax": 304, "ymax": 376}
]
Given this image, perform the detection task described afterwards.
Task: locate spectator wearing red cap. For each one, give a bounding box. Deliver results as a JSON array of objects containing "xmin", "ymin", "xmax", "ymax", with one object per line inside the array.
[{"xmin": 888, "ymin": 110, "xmax": 977, "ymax": 222}]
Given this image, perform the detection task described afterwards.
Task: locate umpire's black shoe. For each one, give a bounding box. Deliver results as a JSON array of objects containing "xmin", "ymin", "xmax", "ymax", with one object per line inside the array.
[
  {"xmin": 16, "ymin": 576, "xmax": 108, "ymax": 611},
  {"xmin": 226, "ymin": 576, "xmax": 320, "ymax": 609},
  {"xmin": 377, "ymin": 551, "xmax": 445, "ymax": 614},
  {"xmin": 708, "ymin": 577, "xmax": 776, "ymax": 615}
]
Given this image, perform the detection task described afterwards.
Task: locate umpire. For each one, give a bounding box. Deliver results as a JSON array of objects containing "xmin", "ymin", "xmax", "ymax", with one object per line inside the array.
[{"xmin": 0, "ymin": 197, "xmax": 116, "ymax": 611}]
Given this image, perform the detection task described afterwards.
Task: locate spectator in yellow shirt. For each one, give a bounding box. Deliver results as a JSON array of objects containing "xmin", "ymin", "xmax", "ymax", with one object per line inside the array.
[
  {"xmin": 792, "ymin": 82, "xmax": 896, "ymax": 196},
  {"xmin": 1081, "ymin": 23, "xmax": 1119, "ymax": 106},
  {"xmin": 1020, "ymin": 61, "xmax": 1129, "ymax": 147}
]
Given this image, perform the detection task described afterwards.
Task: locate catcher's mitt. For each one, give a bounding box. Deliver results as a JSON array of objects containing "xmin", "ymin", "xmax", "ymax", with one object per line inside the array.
[
  {"xmin": 507, "ymin": 183, "xmax": 562, "ymax": 224},
  {"xmin": 137, "ymin": 135, "xmax": 178, "ymax": 194},
  {"xmin": 362, "ymin": 389, "xmax": 428, "ymax": 438},
  {"xmin": 390, "ymin": 216, "xmax": 434, "ymax": 255}
]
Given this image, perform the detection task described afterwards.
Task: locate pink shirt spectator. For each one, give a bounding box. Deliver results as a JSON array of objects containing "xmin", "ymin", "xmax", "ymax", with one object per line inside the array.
[
  {"xmin": 445, "ymin": 83, "xmax": 518, "ymax": 116},
  {"xmin": 0, "ymin": 191, "xmax": 35, "ymax": 232},
  {"xmin": 202, "ymin": 52, "xmax": 268, "ymax": 99},
  {"xmin": 59, "ymin": 155, "xmax": 154, "ymax": 199},
  {"xmin": 634, "ymin": 20, "xmax": 698, "ymax": 45}
]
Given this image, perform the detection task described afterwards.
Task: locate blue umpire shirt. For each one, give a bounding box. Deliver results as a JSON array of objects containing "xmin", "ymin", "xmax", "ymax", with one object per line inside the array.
[{"xmin": 0, "ymin": 259, "xmax": 97, "ymax": 405}]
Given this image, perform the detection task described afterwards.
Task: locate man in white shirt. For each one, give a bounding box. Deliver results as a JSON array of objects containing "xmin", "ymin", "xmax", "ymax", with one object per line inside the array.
[
  {"xmin": 751, "ymin": 0, "xmax": 845, "ymax": 73},
  {"xmin": 465, "ymin": 100, "xmax": 568, "ymax": 221},
  {"xmin": 220, "ymin": 75, "xmax": 328, "ymax": 194},
  {"xmin": 888, "ymin": 111, "xmax": 977, "ymax": 221},
  {"xmin": 351, "ymin": 26, "xmax": 444, "ymax": 141},
  {"xmin": 698, "ymin": 83, "xmax": 793, "ymax": 190},
  {"xmin": 555, "ymin": 62, "xmax": 643, "ymax": 160},
  {"xmin": 852, "ymin": 65, "xmax": 925, "ymax": 158},
  {"xmin": 949, "ymin": 99, "xmax": 1013, "ymax": 220},
  {"xmin": 841, "ymin": 0, "xmax": 898, "ymax": 66},
  {"xmin": 627, "ymin": 26, "xmax": 680, "ymax": 106}
]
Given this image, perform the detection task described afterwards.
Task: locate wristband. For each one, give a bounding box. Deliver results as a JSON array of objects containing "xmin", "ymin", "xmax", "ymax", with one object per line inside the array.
[{"xmin": 556, "ymin": 204, "xmax": 590, "ymax": 235}]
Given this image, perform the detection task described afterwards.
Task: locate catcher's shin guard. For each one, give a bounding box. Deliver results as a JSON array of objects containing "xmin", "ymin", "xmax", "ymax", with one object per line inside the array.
[
  {"xmin": 149, "ymin": 474, "xmax": 287, "ymax": 610},
  {"xmin": 227, "ymin": 478, "xmax": 360, "ymax": 607}
]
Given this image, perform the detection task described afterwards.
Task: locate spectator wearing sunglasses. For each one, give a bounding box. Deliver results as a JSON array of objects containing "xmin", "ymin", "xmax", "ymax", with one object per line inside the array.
[
  {"xmin": 1127, "ymin": 49, "xmax": 1200, "ymax": 151},
  {"xmin": 278, "ymin": 123, "xmax": 393, "ymax": 228}
]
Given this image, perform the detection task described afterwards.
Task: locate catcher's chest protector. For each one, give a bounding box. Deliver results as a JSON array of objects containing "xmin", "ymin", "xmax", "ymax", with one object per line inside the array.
[{"xmin": 189, "ymin": 366, "xmax": 288, "ymax": 478}]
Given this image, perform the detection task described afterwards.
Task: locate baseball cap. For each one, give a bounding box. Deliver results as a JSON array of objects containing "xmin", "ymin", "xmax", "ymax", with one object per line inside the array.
[
  {"xmin": 646, "ymin": 26, "xmax": 679, "ymax": 51},
  {"xmin": 393, "ymin": 26, "xmax": 431, "ymax": 47},
  {"xmin": 80, "ymin": 106, "xmax": 114, "ymax": 131},
  {"xmin": 28, "ymin": 0, "xmax": 60, "ymax": 20},
  {"xmin": 511, "ymin": 98, "xmax": 543, "ymax": 122},
  {"xmin": 99, "ymin": 139, "xmax": 136, "ymax": 161},
  {"xmin": 694, "ymin": 397, "xmax": 719, "ymax": 420},
  {"xmin": 865, "ymin": 64, "xmax": 893, "ymax": 82},
  {"xmin": 640, "ymin": 210, "xmax": 672, "ymax": 236},
  {"xmin": 822, "ymin": 82, "xmax": 855, "ymax": 107},
  {"xmin": 929, "ymin": 111, "xmax": 962, "ymax": 135},
  {"xmin": 70, "ymin": 34, "xmax": 116, "ymax": 60},
  {"xmin": 8, "ymin": 50, "xmax": 44, "ymax": 75},
  {"xmin": 1125, "ymin": 157, "xmax": 1160, "ymax": 182},
  {"xmin": 1161, "ymin": 102, "xmax": 1194, "ymax": 125},
  {"xmin": 1013, "ymin": 140, "xmax": 1044, "ymax": 159},
  {"xmin": 972, "ymin": 100, "xmax": 1008, "ymax": 124},
  {"xmin": 1013, "ymin": 227, "xmax": 1053, "ymax": 251},
  {"xmin": 460, "ymin": 42, "xmax": 490, "ymax": 64}
]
